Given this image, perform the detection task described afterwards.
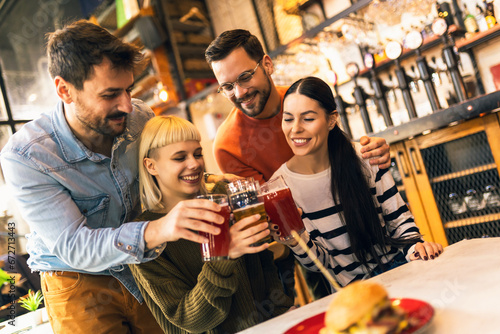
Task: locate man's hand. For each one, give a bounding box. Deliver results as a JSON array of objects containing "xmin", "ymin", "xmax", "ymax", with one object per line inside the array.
[
  {"xmin": 144, "ymin": 199, "xmax": 224, "ymax": 249},
  {"xmin": 206, "ymin": 173, "xmax": 243, "ymax": 184},
  {"xmin": 359, "ymin": 136, "xmax": 391, "ymax": 169}
]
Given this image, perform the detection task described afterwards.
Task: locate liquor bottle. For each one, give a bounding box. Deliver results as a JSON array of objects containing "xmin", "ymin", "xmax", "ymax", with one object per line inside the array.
[
  {"xmin": 483, "ymin": 185, "xmax": 500, "ymax": 208},
  {"xmin": 437, "ymin": 2, "xmax": 455, "ymax": 27},
  {"xmin": 485, "ymin": 0, "xmax": 496, "ymax": 16},
  {"xmin": 476, "ymin": 4, "xmax": 489, "ymax": 31},
  {"xmin": 463, "ymin": 4, "xmax": 479, "ymax": 33},
  {"xmin": 452, "ymin": 0, "xmax": 466, "ymax": 30},
  {"xmin": 484, "ymin": 0, "xmax": 497, "ymax": 28},
  {"xmin": 464, "ymin": 188, "xmax": 484, "ymax": 212},
  {"xmin": 448, "ymin": 192, "xmax": 467, "ymax": 215}
]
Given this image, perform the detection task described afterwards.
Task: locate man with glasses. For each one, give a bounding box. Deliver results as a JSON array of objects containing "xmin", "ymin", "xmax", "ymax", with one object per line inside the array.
[
  {"xmin": 205, "ymin": 29, "xmax": 391, "ymax": 300},
  {"xmin": 205, "ymin": 29, "xmax": 390, "ymax": 184}
]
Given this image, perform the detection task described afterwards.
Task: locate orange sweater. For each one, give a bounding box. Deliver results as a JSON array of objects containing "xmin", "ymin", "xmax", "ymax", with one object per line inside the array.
[{"xmin": 213, "ymin": 86, "xmax": 293, "ymax": 183}]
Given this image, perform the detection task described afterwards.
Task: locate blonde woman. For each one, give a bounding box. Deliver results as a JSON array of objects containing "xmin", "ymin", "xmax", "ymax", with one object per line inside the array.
[{"xmin": 129, "ymin": 116, "xmax": 293, "ymax": 333}]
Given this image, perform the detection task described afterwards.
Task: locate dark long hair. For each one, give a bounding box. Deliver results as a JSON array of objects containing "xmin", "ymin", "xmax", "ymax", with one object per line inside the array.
[{"xmin": 284, "ymin": 77, "xmax": 419, "ymax": 273}]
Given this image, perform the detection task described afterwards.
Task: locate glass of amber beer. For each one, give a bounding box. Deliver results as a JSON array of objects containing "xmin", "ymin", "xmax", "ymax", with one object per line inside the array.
[
  {"xmin": 225, "ymin": 178, "xmax": 272, "ymax": 246},
  {"xmin": 261, "ymin": 176, "xmax": 305, "ymax": 241},
  {"xmin": 197, "ymin": 194, "xmax": 231, "ymax": 261}
]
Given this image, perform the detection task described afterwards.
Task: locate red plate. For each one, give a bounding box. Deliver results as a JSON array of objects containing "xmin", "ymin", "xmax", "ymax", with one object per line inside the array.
[{"xmin": 284, "ymin": 298, "xmax": 434, "ymax": 334}]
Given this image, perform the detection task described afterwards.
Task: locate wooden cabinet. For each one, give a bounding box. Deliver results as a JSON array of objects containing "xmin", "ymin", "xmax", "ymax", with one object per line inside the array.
[
  {"xmin": 92, "ymin": 0, "xmax": 216, "ymax": 113},
  {"xmin": 391, "ymin": 113, "xmax": 500, "ymax": 247}
]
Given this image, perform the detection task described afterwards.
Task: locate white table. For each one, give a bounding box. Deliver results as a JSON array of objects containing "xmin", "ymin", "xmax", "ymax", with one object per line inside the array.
[
  {"xmin": 0, "ymin": 308, "xmax": 52, "ymax": 334},
  {"xmin": 238, "ymin": 238, "xmax": 500, "ymax": 334}
]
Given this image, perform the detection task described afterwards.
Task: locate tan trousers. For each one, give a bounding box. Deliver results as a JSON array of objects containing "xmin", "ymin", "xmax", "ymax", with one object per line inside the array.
[{"xmin": 40, "ymin": 271, "xmax": 163, "ymax": 334}]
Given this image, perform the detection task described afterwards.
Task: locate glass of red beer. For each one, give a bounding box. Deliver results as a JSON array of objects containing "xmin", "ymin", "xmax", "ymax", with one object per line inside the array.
[
  {"xmin": 261, "ymin": 176, "xmax": 305, "ymax": 241},
  {"xmin": 196, "ymin": 194, "xmax": 231, "ymax": 261},
  {"xmin": 225, "ymin": 178, "xmax": 272, "ymax": 246}
]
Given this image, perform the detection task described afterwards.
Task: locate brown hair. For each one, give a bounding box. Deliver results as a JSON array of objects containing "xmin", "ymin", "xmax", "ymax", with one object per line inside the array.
[
  {"xmin": 205, "ymin": 29, "xmax": 264, "ymax": 65},
  {"xmin": 47, "ymin": 20, "xmax": 145, "ymax": 90}
]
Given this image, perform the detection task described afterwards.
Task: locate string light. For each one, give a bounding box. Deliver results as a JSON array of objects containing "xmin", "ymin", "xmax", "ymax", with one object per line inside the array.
[{"xmin": 159, "ymin": 89, "xmax": 168, "ymax": 102}]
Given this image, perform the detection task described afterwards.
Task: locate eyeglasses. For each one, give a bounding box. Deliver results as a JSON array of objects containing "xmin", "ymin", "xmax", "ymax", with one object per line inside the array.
[{"xmin": 217, "ymin": 62, "xmax": 260, "ymax": 97}]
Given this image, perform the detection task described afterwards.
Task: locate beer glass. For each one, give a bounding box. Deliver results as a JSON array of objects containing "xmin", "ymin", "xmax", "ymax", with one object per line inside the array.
[
  {"xmin": 197, "ymin": 194, "xmax": 231, "ymax": 261},
  {"xmin": 261, "ymin": 175, "xmax": 305, "ymax": 241},
  {"xmin": 225, "ymin": 178, "xmax": 271, "ymax": 246}
]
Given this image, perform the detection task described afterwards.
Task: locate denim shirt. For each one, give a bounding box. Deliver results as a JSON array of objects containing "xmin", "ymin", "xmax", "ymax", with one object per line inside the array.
[{"xmin": 0, "ymin": 99, "xmax": 164, "ymax": 302}]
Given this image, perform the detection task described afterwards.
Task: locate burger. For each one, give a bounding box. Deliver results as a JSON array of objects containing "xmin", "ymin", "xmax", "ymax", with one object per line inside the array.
[{"xmin": 319, "ymin": 281, "xmax": 408, "ymax": 334}]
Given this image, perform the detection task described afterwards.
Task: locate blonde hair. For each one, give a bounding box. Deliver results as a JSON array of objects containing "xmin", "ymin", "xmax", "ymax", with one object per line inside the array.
[{"xmin": 139, "ymin": 115, "xmax": 202, "ymax": 211}]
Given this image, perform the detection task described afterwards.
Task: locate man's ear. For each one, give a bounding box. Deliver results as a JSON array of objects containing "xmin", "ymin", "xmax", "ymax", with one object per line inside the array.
[
  {"xmin": 143, "ymin": 157, "xmax": 159, "ymax": 176},
  {"xmin": 55, "ymin": 76, "xmax": 73, "ymax": 104},
  {"xmin": 262, "ymin": 54, "xmax": 274, "ymax": 76}
]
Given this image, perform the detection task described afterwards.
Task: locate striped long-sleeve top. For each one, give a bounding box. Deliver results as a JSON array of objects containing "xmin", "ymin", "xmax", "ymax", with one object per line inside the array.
[{"xmin": 270, "ymin": 143, "xmax": 422, "ymax": 287}]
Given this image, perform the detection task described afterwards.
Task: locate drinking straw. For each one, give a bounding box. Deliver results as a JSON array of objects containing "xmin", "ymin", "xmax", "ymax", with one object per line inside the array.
[{"xmin": 291, "ymin": 230, "xmax": 342, "ymax": 292}]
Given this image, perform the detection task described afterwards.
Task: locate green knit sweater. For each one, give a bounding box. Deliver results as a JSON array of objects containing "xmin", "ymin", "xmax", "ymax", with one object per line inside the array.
[{"xmin": 130, "ymin": 211, "xmax": 293, "ymax": 334}]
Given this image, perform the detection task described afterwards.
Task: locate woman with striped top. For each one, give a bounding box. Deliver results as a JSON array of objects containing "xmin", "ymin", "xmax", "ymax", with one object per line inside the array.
[{"xmin": 270, "ymin": 76, "xmax": 443, "ymax": 288}]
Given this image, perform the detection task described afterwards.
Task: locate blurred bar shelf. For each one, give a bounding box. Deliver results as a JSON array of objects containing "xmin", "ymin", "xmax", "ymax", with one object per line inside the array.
[
  {"xmin": 374, "ymin": 90, "xmax": 500, "ymax": 144},
  {"xmin": 444, "ymin": 213, "xmax": 500, "ymax": 229},
  {"xmin": 358, "ymin": 25, "xmax": 460, "ymax": 77},
  {"xmin": 456, "ymin": 23, "xmax": 500, "ymax": 52},
  {"xmin": 430, "ymin": 163, "xmax": 498, "ymax": 183}
]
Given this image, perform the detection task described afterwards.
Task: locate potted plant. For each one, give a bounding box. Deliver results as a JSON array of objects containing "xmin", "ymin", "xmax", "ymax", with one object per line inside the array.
[{"xmin": 19, "ymin": 289, "xmax": 44, "ymax": 327}]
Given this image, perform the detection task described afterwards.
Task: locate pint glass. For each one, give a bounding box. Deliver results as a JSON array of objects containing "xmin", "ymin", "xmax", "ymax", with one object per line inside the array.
[
  {"xmin": 225, "ymin": 178, "xmax": 272, "ymax": 246},
  {"xmin": 197, "ymin": 194, "xmax": 231, "ymax": 261},
  {"xmin": 261, "ymin": 175, "xmax": 305, "ymax": 241}
]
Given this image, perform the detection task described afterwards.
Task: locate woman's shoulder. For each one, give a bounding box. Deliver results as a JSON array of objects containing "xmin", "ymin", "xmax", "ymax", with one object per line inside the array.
[{"xmin": 352, "ymin": 141, "xmax": 379, "ymax": 178}]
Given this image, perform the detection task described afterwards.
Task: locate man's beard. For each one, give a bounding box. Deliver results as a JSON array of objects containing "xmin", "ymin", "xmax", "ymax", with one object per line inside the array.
[
  {"xmin": 235, "ymin": 74, "xmax": 272, "ymax": 118},
  {"xmin": 74, "ymin": 100, "xmax": 128, "ymax": 137}
]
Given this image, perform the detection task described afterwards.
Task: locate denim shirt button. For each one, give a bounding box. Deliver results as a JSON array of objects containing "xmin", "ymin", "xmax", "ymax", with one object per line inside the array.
[
  {"xmin": 126, "ymin": 245, "xmax": 132, "ymax": 250},
  {"xmin": 155, "ymin": 248, "xmax": 161, "ymax": 253},
  {"xmin": 117, "ymin": 242, "xmax": 123, "ymax": 247}
]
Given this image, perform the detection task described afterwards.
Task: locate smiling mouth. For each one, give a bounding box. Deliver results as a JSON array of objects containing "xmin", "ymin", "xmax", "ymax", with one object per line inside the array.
[
  {"xmin": 180, "ymin": 174, "xmax": 201, "ymax": 182},
  {"xmin": 238, "ymin": 92, "xmax": 257, "ymax": 105},
  {"xmin": 292, "ymin": 138, "xmax": 310, "ymax": 144}
]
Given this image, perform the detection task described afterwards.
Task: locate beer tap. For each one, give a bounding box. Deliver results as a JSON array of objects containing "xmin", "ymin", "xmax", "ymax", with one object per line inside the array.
[
  {"xmin": 385, "ymin": 41, "xmax": 418, "ymax": 119},
  {"xmin": 406, "ymin": 30, "xmax": 441, "ymax": 112},
  {"xmin": 408, "ymin": 65, "xmax": 421, "ymax": 93},
  {"xmin": 363, "ymin": 53, "xmax": 393, "ymax": 127},
  {"xmin": 432, "ymin": 17, "xmax": 467, "ymax": 102},
  {"xmin": 346, "ymin": 62, "xmax": 373, "ymax": 134},
  {"xmin": 329, "ymin": 71, "xmax": 353, "ymax": 139},
  {"xmin": 429, "ymin": 56, "xmax": 444, "ymax": 86}
]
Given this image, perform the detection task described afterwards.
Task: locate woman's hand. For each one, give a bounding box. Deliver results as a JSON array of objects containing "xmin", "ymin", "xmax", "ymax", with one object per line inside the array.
[
  {"xmin": 269, "ymin": 207, "xmax": 302, "ymax": 247},
  {"xmin": 228, "ymin": 214, "xmax": 270, "ymax": 259},
  {"xmin": 359, "ymin": 136, "xmax": 391, "ymax": 169},
  {"xmin": 269, "ymin": 223, "xmax": 298, "ymax": 247},
  {"xmin": 409, "ymin": 241, "xmax": 444, "ymax": 261},
  {"xmin": 144, "ymin": 199, "xmax": 224, "ymax": 249}
]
